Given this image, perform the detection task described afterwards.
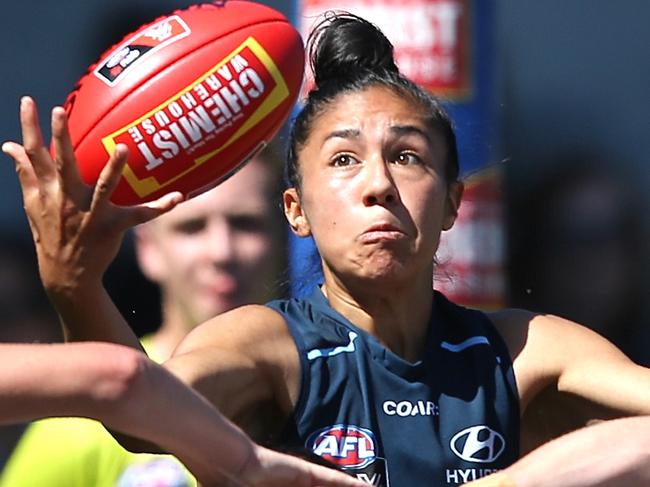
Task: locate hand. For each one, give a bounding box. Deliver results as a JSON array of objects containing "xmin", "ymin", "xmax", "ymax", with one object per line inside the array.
[
  {"xmin": 229, "ymin": 445, "xmax": 366, "ymax": 487},
  {"xmin": 2, "ymin": 96, "xmax": 184, "ymax": 300}
]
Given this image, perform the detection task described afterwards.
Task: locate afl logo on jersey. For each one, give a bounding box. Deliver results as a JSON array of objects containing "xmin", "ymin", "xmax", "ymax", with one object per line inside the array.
[
  {"xmin": 307, "ymin": 424, "xmax": 377, "ymax": 468},
  {"xmin": 450, "ymin": 425, "xmax": 506, "ymax": 463}
]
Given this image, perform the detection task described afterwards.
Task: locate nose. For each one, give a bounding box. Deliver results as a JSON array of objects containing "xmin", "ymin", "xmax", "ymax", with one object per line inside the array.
[
  {"xmin": 204, "ymin": 219, "xmax": 236, "ymax": 265},
  {"xmin": 362, "ymin": 159, "xmax": 398, "ymax": 206}
]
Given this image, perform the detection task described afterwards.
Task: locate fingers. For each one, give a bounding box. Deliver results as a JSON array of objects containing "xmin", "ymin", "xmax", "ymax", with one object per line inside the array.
[
  {"xmin": 91, "ymin": 144, "xmax": 129, "ymax": 207},
  {"xmin": 19, "ymin": 96, "xmax": 45, "ymax": 150},
  {"xmin": 3, "ymin": 141, "xmax": 42, "ymax": 237},
  {"xmin": 2, "ymin": 141, "xmax": 38, "ymax": 195},
  {"xmin": 88, "ymin": 142, "xmax": 183, "ymax": 230},
  {"xmin": 122, "ymin": 191, "xmax": 185, "ymax": 229},
  {"xmin": 240, "ymin": 446, "xmax": 366, "ymax": 487},
  {"xmin": 51, "ymin": 106, "xmax": 84, "ymax": 192},
  {"xmin": 13, "ymin": 98, "xmax": 185, "ymax": 234},
  {"xmin": 307, "ymin": 463, "xmax": 366, "ymax": 487},
  {"xmin": 19, "ymin": 96, "xmax": 57, "ymax": 183}
]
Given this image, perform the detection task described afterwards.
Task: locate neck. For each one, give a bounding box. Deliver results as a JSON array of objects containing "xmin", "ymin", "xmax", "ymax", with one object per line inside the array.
[{"xmin": 322, "ymin": 269, "xmax": 434, "ymax": 362}]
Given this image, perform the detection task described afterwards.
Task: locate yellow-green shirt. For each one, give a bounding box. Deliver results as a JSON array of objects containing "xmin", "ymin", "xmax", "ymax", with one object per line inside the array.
[{"xmin": 0, "ymin": 337, "xmax": 196, "ymax": 487}]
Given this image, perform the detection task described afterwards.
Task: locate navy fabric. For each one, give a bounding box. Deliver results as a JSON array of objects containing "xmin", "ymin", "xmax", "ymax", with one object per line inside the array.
[{"xmin": 267, "ymin": 287, "xmax": 520, "ymax": 486}]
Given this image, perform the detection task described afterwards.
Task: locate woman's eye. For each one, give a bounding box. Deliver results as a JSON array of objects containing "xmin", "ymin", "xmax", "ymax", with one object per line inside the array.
[
  {"xmin": 394, "ymin": 152, "xmax": 421, "ymax": 165},
  {"xmin": 332, "ymin": 154, "xmax": 358, "ymax": 167}
]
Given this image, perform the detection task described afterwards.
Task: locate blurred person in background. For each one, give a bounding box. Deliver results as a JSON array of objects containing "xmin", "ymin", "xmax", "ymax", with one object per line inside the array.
[
  {"xmin": 509, "ymin": 155, "xmax": 648, "ymax": 362},
  {"xmin": 507, "ymin": 154, "xmax": 649, "ymax": 451},
  {"xmin": 0, "ymin": 145, "xmax": 288, "ymax": 487}
]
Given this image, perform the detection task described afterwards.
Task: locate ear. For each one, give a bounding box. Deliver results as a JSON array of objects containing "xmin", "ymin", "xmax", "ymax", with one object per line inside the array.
[
  {"xmin": 442, "ymin": 181, "xmax": 464, "ymax": 231},
  {"xmin": 133, "ymin": 225, "xmax": 167, "ymax": 283},
  {"xmin": 283, "ymin": 187, "xmax": 311, "ymax": 237}
]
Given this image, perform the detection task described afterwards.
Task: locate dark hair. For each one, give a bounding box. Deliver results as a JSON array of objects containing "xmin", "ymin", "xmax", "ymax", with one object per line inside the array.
[{"xmin": 286, "ymin": 12, "xmax": 459, "ymax": 190}]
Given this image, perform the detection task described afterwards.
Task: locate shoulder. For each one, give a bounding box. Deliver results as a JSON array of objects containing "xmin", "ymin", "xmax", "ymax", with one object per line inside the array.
[
  {"xmin": 169, "ymin": 304, "xmax": 301, "ymax": 416},
  {"xmin": 488, "ymin": 308, "xmax": 628, "ymax": 367},
  {"xmin": 175, "ymin": 304, "xmax": 294, "ymax": 359}
]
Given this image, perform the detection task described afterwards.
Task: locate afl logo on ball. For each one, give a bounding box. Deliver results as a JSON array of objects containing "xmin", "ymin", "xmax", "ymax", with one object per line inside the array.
[
  {"xmin": 307, "ymin": 424, "xmax": 377, "ymax": 468},
  {"xmin": 95, "ymin": 15, "xmax": 191, "ymax": 86},
  {"xmin": 450, "ymin": 425, "xmax": 506, "ymax": 463}
]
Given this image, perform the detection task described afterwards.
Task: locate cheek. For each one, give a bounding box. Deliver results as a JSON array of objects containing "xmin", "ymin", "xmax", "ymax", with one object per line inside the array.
[
  {"xmin": 403, "ymin": 182, "xmax": 448, "ymax": 237},
  {"xmin": 160, "ymin": 238, "xmax": 210, "ymax": 277},
  {"xmin": 235, "ymin": 233, "xmax": 274, "ymax": 265},
  {"xmin": 170, "ymin": 252, "xmax": 200, "ymax": 278},
  {"xmin": 302, "ymin": 176, "xmax": 357, "ymax": 229},
  {"xmin": 304, "ymin": 200, "xmax": 349, "ymax": 251}
]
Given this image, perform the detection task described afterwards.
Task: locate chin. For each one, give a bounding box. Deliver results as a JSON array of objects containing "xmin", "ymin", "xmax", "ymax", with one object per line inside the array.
[
  {"xmin": 348, "ymin": 262, "xmax": 412, "ymax": 290},
  {"xmin": 356, "ymin": 253, "xmax": 432, "ymax": 289},
  {"xmin": 364, "ymin": 252, "xmax": 411, "ymax": 276}
]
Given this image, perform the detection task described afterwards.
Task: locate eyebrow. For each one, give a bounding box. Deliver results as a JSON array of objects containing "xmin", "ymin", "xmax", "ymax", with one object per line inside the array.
[
  {"xmin": 322, "ymin": 125, "xmax": 433, "ymax": 145},
  {"xmin": 322, "ymin": 128, "xmax": 361, "ymax": 143},
  {"xmin": 389, "ymin": 124, "xmax": 433, "ymax": 144}
]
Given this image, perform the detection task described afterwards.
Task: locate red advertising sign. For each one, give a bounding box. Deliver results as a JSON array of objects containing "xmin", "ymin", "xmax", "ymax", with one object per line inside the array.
[
  {"xmin": 435, "ymin": 167, "xmax": 505, "ymax": 309},
  {"xmin": 299, "ymin": 0, "xmax": 471, "ymax": 98}
]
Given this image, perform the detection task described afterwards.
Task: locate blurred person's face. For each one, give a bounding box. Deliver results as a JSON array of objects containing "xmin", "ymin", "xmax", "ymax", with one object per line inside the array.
[
  {"xmin": 535, "ymin": 176, "xmax": 636, "ymax": 331},
  {"xmin": 135, "ymin": 158, "xmax": 280, "ymax": 327}
]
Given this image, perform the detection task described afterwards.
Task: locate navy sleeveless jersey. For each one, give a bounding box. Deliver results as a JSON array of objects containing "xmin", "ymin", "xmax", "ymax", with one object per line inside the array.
[{"xmin": 266, "ymin": 287, "xmax": 520, "ymax": 486}]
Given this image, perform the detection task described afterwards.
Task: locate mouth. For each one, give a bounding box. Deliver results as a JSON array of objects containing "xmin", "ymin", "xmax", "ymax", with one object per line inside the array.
[
  {"xmin": 202, "ymin": 274, "xmax": 239, "ymax": 297},
  {"xmin": 359, "ymin": 223, "xmax": 407, "ymax": 243}
]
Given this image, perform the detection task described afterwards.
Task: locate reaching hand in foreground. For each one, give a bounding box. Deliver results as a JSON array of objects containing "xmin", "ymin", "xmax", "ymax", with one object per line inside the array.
[
  {"xmin": 231, "ymin": 446, "xmax": 366, "ymax": 487},
  {"xmin": 464, "ymin": 416, "xmax": 650, "ymax": 487},
  {"xmin": 0, "ymin": 341, "xmax": 364, "ymax": 487}
]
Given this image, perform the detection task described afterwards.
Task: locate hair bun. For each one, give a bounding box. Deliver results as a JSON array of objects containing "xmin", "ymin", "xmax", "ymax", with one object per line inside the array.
[{"xmin": 308, "ymin": 12, "xmax": 399, "ymax": 88}]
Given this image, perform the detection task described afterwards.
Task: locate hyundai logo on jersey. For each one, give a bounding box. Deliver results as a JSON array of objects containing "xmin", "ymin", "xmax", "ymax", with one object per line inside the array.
[{"xmin": 450, "ymin": 425, "xmax": 506, "ymax": 463}]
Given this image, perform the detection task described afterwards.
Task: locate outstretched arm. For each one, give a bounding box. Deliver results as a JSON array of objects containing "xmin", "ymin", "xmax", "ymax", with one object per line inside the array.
[
  {"xmin": 464, "ymin": 416, "xmax": 650, "ymax": 487},
  {"xmin": 494, "ymin": 309, "xmax": 650, "ymax": 451},
  {"xmin": 0, "ymin": 342, "xmax": 364, "ymax": 487},
  {"xmin": 2, "ymin": 96, "xmax": 183, "ymax": 347}
]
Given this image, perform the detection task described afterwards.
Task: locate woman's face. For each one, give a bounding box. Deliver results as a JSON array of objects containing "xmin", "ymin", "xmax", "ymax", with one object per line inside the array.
[{"xmin": 284, "ymin": 86, "xmax": 462, "ymax": 288}]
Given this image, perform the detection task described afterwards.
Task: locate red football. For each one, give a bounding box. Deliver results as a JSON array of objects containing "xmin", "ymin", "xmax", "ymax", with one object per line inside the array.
[{"xmin": 63, "ymin": 1, "xmax": 304, "ymax": 205}]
